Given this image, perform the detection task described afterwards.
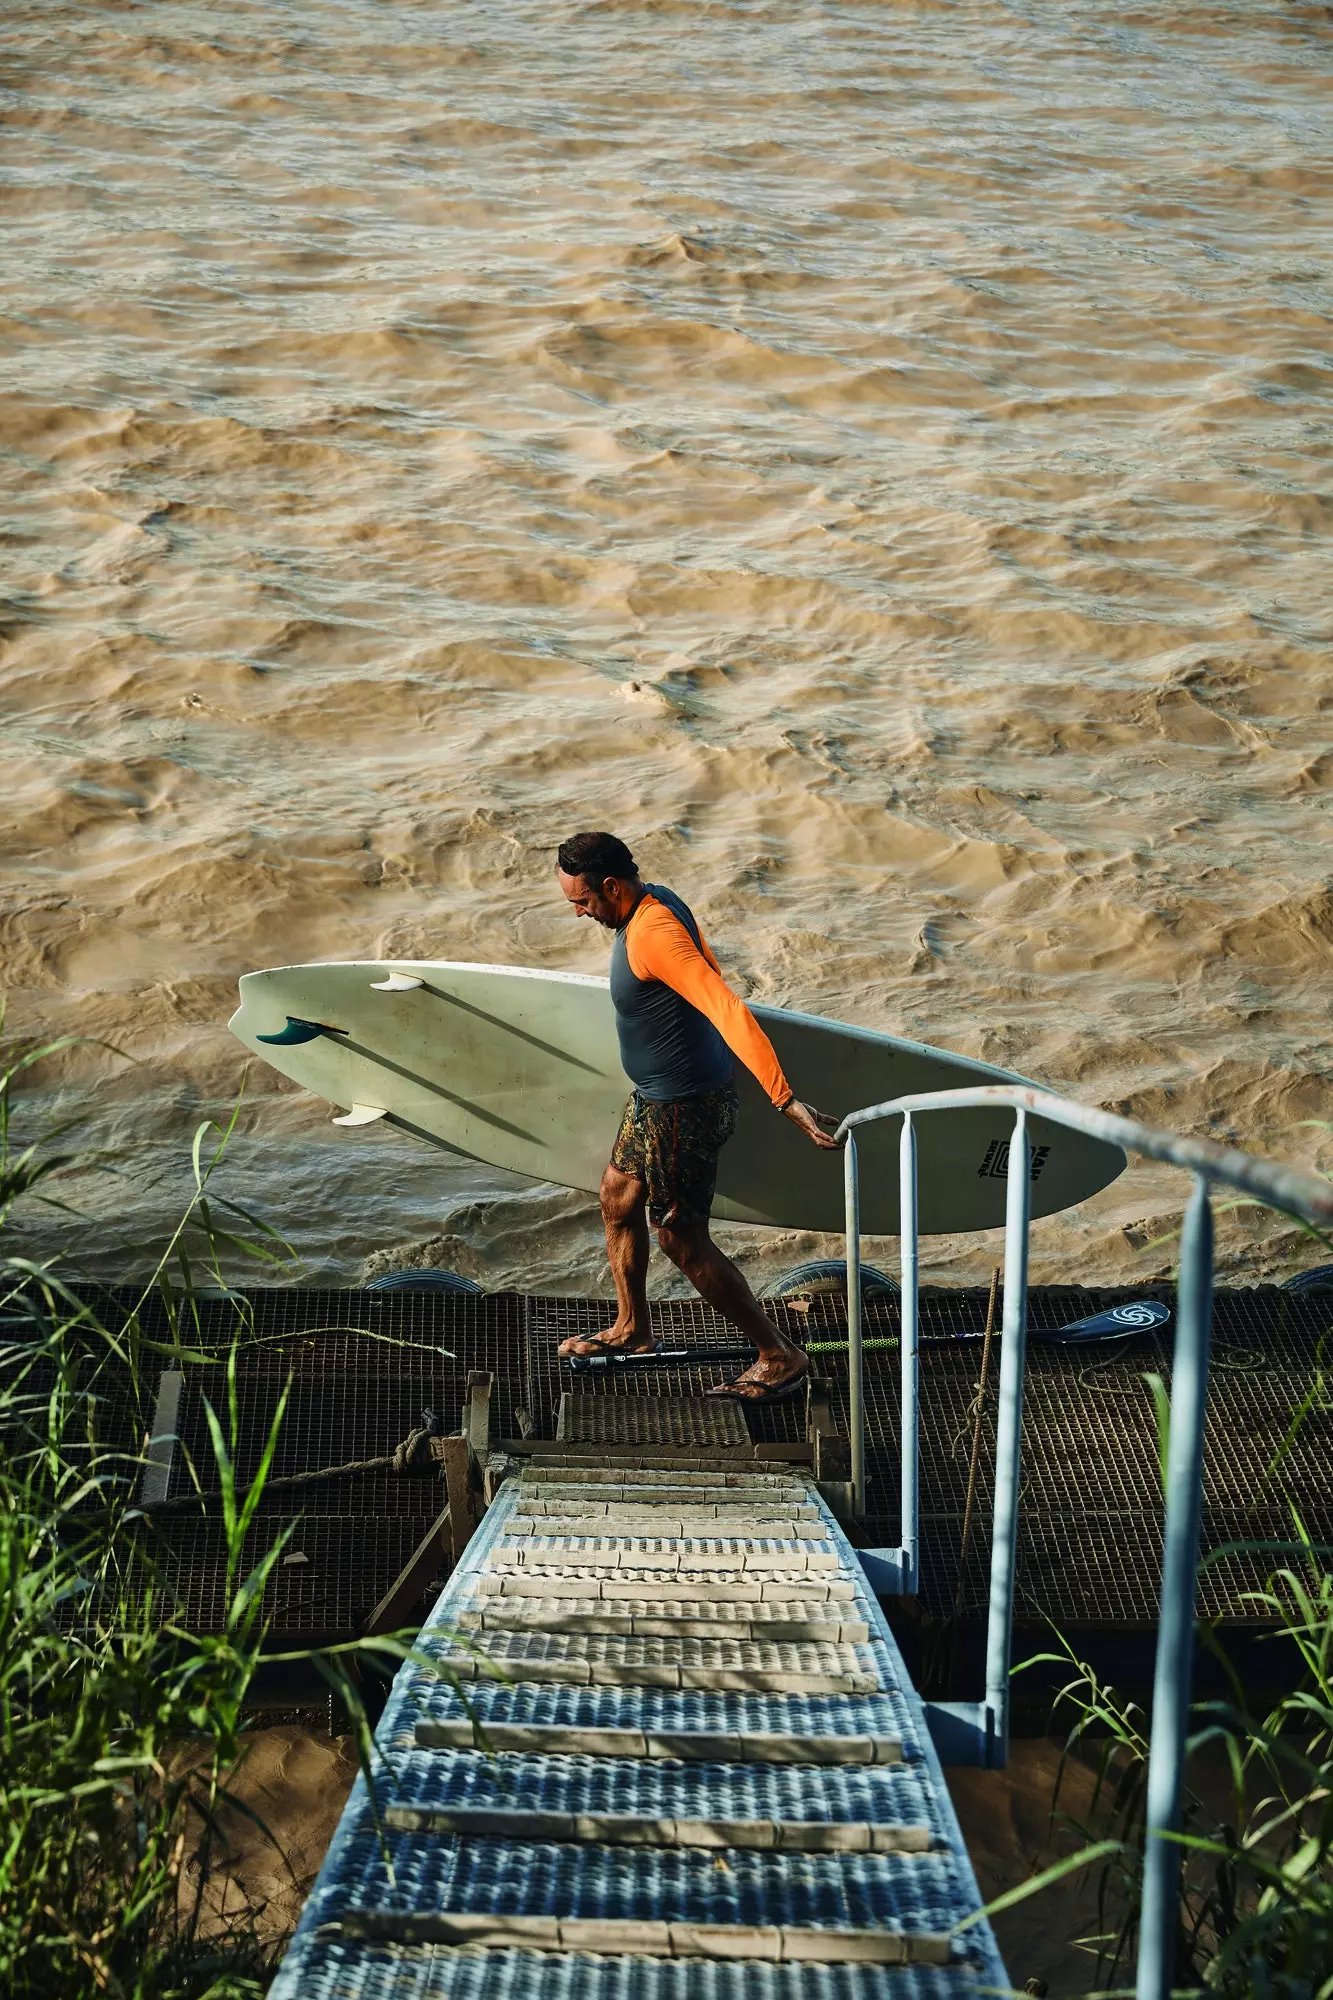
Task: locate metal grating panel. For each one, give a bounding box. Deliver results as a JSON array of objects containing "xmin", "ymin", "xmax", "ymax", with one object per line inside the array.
[
  {"xmin": 526, "ymin": 1297, "xmax": 820, "ymax": 1448},
  {"xmin": 35, "ymin": 1283, "xmax": 1333, "ymax": 1643},
  {"xmin": 317, "ymin": 1827, "xmax": 967, "ymax": 1925},
  {"xmin": 278, "ymin": 1936, "xmax": 983, "ymax": 1998},
  {"xmin": 269, "ymin": 1479, "xmax": 1006, "ymax": 1998},
  {"xmin": 393, "ymin": 1682, "xmax": 922, "ymax": 1756},
  {"xmin": 370, "ymin": 1751, "xmax": 938, "ymax": 1829},
  {"xmin": 169, "ymin": 1372, "xmax": 459, "ymax": 1517},
  {"xmin": 854, "ymin": 1285, "xmax": 1333, "ymax": 1625},
  {"xmin": 144, "ymin": 1513, "xmax": 434, "ymax": 1638},
  {"xmin": 557, "ymin": 1393, "xmax": 750, "ymax": 1449}
]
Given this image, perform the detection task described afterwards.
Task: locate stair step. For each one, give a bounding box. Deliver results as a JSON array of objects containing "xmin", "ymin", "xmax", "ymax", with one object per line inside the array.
[
  {"xmin": 492, "ymin": 1540, "xmax": 839, "ymax": 1572},
  {"xmin": 506, "ymin": 1454, "xmax": 807, "ymax": 1473},
  {"xmin": 438, "ymin": 1629, "xmax": 872, "ymax": 1671},
  {"xmin": 557, "ymin": 1391, "xmax": 751, "ymax": 1449},
  {"xmin": 438, "ymin": 1655, "xmax": 879, "ymax": 1695},
  {"xmin": 411, "ymin": 1721, "xmax": 903, "ymax": 1765},
  {"xmin": 431, "ymin": 1629, "xmax": 880, "ymax": 1694},
  {"xmin": 507, "ymin": 1513, "xmax": 827, "ymax": 1539},
  {"xmin": 384, "ymin": 1803, "xmax": 933, "ymax": 1854},
  {"xmin": 456, "ymin": 1601, "xmax": 870, "ymax": 1641},
  {"xmin": 516, "ymin": 1488, "xmax": 816, "ymax": 1504},
  {"xmin": 475, "ymin": 1571, "xmax": 857, "ymax": 1603},
  {"xmin": 516, "ymin": 1496, "xmax": 820, "ymax": 1520},
  {"xmin": 338, "ymin": 1911, "xmax": 953, "ymax": 1966}
]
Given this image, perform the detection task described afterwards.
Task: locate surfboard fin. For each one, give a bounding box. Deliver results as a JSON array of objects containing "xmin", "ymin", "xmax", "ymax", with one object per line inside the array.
[
  {"xmin": 332, "ymin": 1104, "xmax": 388, "ymax": 1127},
  {"xmin": 256, "ymin": 1017, "xmax": 344, "ymax": 1046},
  {"xmin": 370, "ymin": 972, "xmax": 424, "ymax": 991}
]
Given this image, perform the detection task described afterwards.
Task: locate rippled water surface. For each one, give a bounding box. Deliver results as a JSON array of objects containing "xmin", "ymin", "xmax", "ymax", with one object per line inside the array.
[{"xmin": 4, "ymin": 0, "xmax": 1331, "ymax": 1287}]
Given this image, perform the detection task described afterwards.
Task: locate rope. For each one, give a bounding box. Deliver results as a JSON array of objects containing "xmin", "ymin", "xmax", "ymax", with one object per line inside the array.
[
  {"xmin": 139, "ymin": 1412, "xmax": 443, "ymax": 1514},
  {"xmin": 953, "ymin": 1266, "xmax": 1001, "ymax": 1620}
]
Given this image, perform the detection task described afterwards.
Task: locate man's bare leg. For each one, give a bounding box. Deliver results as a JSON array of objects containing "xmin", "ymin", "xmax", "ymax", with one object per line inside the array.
[
  {"xmin": 557, "ymin": 1163, "xmax": 656, "ymax": 1357},
  {"xmin": 656, "ymin": 1216, "xmax": 807, "ymax": 1398}
]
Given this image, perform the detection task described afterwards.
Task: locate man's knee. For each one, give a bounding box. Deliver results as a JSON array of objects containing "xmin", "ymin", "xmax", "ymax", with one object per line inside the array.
[
  {"xmin": 600, "ymin": 1165, "xmax": 644, "ymax": 1226},
  {"xmin": 657, "ymin": 1217, "xmax": 709, "ymax": 1274}
]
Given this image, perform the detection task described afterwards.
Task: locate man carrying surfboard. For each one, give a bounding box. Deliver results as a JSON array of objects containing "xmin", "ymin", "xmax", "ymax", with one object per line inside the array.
[{"xmin": 554, "ymin": 831, "xmax": 840, "ymax": 1404}]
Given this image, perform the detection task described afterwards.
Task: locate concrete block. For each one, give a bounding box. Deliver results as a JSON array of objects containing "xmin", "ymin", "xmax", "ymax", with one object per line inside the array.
[
  {"xmin": 676, "ymin": 1817, "xmax": 778, "ymax": 1851},
  {"xmin": 627, "ymin": 1615, "xmax": 737, "ymax": 1639},
  {"xmin": 908, "ymin": 1934, "xmax": 955, "ymax": 1966},
  {"xmin": 613, "ymin": 1662, "xmax": 681, "ymax": 1689},
  {"xmin": 670, "ymin": 1923, "xmax": 782, "ymax": 1962},
  {"xmin": 413, "ymin": 1721, "xmax": 652, "ymax": 1758},
  {"xmin": 603, "ymin": 1576, "xmax": 760, "ymax": 1603},
  {"xmin": 472, "ymin": 1605, "xmax": 617, "ymax": 1632},
  {"xmin": 570, "ymin": 1813, "xmax": 675, "ymax": 1847},
  {"xmin": 779, "ymin": 1927, "xmax": 908, "ymax": 1964},
  {"xmin": 559, "ymin": 1918, "xmax": 673, "ymax": 1956},
  {"xmin": 741, "ymin": 1732, "xmax": 882, "ymax": 1766},
  {"xmin": 449, "ymin": 1654, "xmax": 592, "ymax": 1686},
  {"xmin": 759, "ymin": 1619, "xmax": 834, "ymax": 1642},
  {"xmin": 870, "ymin": 1824, "xmax": 935, "ymax": 1853},
  {"xmin": 340, "ymin": 1912, "xmax": 560, "ymax": 1949},
  {"xmin": 498, "ymin": 1574, "xmax": 606, "ymax": 1598},
  {"xmin": 644, "ymin": 1731, "xmax": 741, "ymax": 1763},
  {"xmin": 385, "ymin": 1806, "xmax": 575, "ymax": 1841},
  {"xmin": 774, "ymin": 1820, "xmax": 869, "ymax": 1853}
]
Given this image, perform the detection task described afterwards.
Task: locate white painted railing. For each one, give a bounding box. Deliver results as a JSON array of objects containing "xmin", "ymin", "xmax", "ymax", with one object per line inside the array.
[{"xmin": 834, "ymin": 1084, "xmax": 1333, "ymax": 2000}]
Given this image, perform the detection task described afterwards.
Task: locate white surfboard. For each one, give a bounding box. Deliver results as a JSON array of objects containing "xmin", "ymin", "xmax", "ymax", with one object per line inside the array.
[{"xmin": 228, "ymin": 961, "xmax": 1124, "ymax": 1235}]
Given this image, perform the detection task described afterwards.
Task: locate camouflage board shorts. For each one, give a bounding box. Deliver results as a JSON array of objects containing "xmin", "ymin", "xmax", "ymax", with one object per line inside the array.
[{"xmin": 610, "ymin": 1081, "xmax": 741, "ymax": 1226}]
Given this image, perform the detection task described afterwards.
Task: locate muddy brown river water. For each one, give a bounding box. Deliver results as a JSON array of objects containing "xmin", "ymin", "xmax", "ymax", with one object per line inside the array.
[{"xmin": 3, "ymin": 0, "xmax": 1330, "ymax": 1292}]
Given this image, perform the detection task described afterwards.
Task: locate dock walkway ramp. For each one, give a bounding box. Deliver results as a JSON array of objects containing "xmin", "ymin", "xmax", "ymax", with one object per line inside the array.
[{"xmin": 272, "ymin": 1394, "xmax": 1006, "ymax": 1997}]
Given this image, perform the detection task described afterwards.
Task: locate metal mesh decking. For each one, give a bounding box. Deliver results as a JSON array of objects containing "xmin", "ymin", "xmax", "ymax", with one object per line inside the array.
[
  {"xmin": 558, "ymin": 1392, "xmax": 752, "ymax": 1448},
  {"xmin": 21, "ymin": 1282, "xmax": 1333, "ymax": 1643}
]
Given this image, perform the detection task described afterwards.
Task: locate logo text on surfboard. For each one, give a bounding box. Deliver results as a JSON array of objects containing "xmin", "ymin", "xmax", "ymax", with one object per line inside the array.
[{"xmin": 977, "ymin": 1139, "xmax": 1051, "ymax": 1183}]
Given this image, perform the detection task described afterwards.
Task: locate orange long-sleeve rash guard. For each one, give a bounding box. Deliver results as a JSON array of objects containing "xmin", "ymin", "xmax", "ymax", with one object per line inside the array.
[{"xmin": 624, "ymin": 895, "xmax": 794, "ymax": 1111}]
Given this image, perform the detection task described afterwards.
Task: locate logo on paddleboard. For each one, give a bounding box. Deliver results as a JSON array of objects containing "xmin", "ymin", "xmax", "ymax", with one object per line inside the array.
[
  {"xmin": 1038, "ymin": 1299, "xmax": 1173, "ymax": 1343},
  {"xmin": 977, "ymin": 1139, "xmax": 1051, "ymax": 1183},
  {"xmin": 1105, "ymin": 1303, "xmax": 1167, "ymax": 1328}
]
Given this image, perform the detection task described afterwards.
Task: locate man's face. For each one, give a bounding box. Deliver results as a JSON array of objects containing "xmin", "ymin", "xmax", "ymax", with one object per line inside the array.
[{"xmin": 558, "ymin": 868, "xmax": 623, "ymax": 928}]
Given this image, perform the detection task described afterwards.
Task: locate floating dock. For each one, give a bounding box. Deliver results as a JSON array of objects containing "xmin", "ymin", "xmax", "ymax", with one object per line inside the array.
[{"xmin": 106, "ymin": 1281, "xmax": 1333, "ymax": 1647}]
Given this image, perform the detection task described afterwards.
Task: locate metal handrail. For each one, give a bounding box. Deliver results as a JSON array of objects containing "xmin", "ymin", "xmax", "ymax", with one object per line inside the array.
[
  {"xmin": 839, "ymin": 1082, "xmax": 1333, "ymax": 1225},
  {"xmin": 833, "ymin": 1082, "xmax": 1332, "ymax": 2000}
]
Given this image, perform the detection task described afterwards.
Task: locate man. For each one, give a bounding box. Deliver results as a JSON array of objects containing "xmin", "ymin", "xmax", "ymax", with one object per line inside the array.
[{"xmin": 555, "ymin": 830, "xmax": 840, "ymax": 1403}]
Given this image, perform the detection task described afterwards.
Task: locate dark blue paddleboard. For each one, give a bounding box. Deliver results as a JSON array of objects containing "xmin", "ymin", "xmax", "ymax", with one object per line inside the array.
[{"xmin": 1038, "ymin": 1299, "xmax": 1171, "ymax": 1343}]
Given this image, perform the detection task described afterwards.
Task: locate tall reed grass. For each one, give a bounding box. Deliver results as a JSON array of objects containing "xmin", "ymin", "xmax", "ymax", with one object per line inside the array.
[
  {"xmin": 1002, "ymin": 1315, "xmax": 1333, "ymax": 1999},
  {"xmin": 0, "ymin": 1027, "xmax": 421, "ymax": 1997}
]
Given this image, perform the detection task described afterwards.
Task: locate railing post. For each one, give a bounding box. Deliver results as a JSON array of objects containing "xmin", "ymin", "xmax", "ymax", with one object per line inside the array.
[
  {"xmin": 1137, "ymin": 1174, "xmax": 1214, "ymax": 2000},
  {"xmin": 899, "ymin": 1112, "xmax": 919, "ymax": 1592},
  {"xmin": 845, "ymin": 1131, "xmax": 864, "ymax": 1518},
  {"xmin": 982, "ymin": 1105, "xmax": 1031, "ymax": 1767}
]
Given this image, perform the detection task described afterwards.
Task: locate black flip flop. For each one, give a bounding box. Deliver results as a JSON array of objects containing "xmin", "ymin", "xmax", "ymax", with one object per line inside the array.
[{"xmin": 707, "ymin": 1370, "xmax": 810, "ymax": 1407}]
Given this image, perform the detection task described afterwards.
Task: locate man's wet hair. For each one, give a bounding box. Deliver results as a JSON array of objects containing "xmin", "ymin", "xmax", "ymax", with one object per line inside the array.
[{"xmin": 557, "ymin": 831, "xmax": 638, "ymax": 884}]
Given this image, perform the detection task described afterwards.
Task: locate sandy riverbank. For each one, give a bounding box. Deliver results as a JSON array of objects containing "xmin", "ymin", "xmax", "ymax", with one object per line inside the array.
[{"xmin": 207, "ymin": 1723, "xmax": 1105, "ymax": 1991}]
